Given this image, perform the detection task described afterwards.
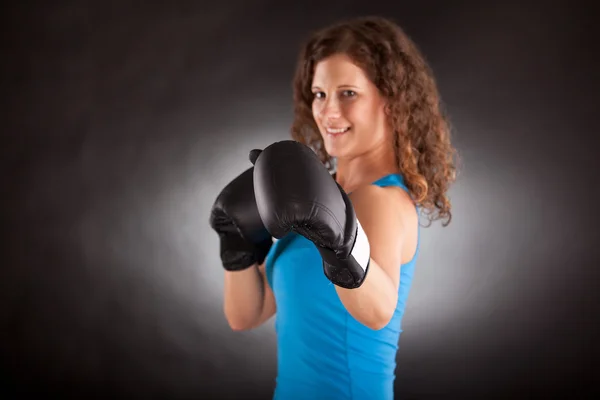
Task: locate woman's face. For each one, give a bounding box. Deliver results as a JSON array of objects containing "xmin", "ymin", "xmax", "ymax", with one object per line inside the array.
[{"xmin": 311, "ymin": 53, "xmax": 392, "ymax": 160}]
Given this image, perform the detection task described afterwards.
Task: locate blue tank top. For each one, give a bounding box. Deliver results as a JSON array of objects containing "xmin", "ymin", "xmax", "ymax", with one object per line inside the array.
[{"xmin": 264, "ymin": 173, "xmax": 420, "ymax": 400}]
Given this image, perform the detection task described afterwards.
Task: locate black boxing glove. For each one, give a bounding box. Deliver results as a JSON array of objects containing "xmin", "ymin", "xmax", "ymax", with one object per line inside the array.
[
  {"xmin": 251, "ymin": 141, "xmax": 371, "ymax": 289},
  {"xmin": 209, "ymin": 162, "xmax": 273, "ymax": 271}
]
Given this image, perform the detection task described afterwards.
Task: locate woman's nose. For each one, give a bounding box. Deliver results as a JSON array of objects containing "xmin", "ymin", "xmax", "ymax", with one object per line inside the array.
[{"xmin": 319, "ymin": 97, "xmax": 342, "ymax": 119}]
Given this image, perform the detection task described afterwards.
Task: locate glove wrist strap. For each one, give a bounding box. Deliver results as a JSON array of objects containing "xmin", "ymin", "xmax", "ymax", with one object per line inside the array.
[
  {"xmin": 320, "ymin": 218, "xmax": 371, "ymax": 289},
  {"xmin": 350, "ymin": 218, "xmax": 371, "ymax": 273}
]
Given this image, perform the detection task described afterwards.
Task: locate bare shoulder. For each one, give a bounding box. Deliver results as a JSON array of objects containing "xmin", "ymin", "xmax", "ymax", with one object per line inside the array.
[
  {"xmin": 350, "ymin": 183, "xmax": 419, "ymax": 261},
  {"xmin": 349, "ymin": 183, "xmax": 417, "ymax": 227}
]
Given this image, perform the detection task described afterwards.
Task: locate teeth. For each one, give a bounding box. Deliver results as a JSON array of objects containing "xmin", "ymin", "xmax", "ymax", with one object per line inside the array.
[{"xmin": 326, "ymin": 127, "xmax": 350, "ymax": 134}]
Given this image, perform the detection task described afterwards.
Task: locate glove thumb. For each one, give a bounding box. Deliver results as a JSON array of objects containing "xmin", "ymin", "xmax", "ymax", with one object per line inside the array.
[{"xmin": 249, "ymin": 149, "xmax": 262, "ymax": 165}]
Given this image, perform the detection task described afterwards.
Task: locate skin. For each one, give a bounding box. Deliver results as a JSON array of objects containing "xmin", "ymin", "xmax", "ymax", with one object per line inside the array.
[
  {"xmin": 310, "ymin": 53, "xmax": 419, "ymax": 330},
  {"xmin": 225, "ymin": 53, "xmax": 419, "ymax": 332}
]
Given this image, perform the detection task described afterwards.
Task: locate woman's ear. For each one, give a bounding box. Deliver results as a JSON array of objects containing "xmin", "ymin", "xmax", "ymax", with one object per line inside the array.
[{"xmin": 384, "ymin": 103, "xmax": 391, "ymax": 116}]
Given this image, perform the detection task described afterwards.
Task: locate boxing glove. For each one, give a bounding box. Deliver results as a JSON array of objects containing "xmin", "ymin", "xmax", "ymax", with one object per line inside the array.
[
  {"xmin": 251, "ymin": 141, "xmax": 371, "ymax": 289},
  {"xmin": 209, "ymin": 163, "xmax": 273, "ymax": 271}
]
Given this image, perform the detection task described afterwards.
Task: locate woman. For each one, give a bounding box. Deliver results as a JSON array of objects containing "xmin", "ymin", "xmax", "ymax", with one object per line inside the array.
[{"xmin": 210, "ymin": 16, "xmax": 457, "ymax": 399}]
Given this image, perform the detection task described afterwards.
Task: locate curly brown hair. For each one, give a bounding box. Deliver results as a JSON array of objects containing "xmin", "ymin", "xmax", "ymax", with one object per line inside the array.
[{"xmin": 290, "ymin": 16, "xmax": 459, "ymax": 226}]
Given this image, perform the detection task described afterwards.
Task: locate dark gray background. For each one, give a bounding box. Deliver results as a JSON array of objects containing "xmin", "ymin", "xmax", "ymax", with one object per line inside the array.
[{"xmin": 1, "ymin": 1, "xmax": 597, "ymax": 398}]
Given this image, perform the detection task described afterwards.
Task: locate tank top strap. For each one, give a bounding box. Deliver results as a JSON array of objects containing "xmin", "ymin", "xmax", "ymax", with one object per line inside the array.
[
  {"xmin": 371, "ymin": 173, "xmax": 421, "ymax": 265},
  {"xmin": 371, "ymin": 173, "xmax": 408, "ymax": 192}
]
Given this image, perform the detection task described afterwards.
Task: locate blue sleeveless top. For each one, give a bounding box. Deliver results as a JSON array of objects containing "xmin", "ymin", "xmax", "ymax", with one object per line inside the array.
[{"xmin": 264, "ymin": 174, "xmax": 420, "ymax": 400}]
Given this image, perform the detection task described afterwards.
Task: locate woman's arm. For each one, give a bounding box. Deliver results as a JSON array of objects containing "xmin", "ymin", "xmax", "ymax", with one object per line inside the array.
[
  {"xmin": 334, "ymin": 184, "xmax": 415, "ymax": 330},
  {"xmin": 224, "ymin": 260, "xmax": 276, "ymax": 331}
]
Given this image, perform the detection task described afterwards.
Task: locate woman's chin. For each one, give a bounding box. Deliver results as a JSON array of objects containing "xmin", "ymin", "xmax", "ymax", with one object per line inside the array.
[
  {"xmin": 324, "ymin": 144, "xmax": 346, "ymax": 159},
  {"xmin": 323, "ymin": 138, "xmax": 339, "ymax": 151},
  {"xmin": 323, "ymin": 142, "xmax": 337, "ymax": 155}
]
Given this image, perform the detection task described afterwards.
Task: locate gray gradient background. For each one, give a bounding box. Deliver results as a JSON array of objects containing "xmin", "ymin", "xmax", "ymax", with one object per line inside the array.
[{"xmin": 1, "ymin": 1, "xmax": 597, "ymax": 399}]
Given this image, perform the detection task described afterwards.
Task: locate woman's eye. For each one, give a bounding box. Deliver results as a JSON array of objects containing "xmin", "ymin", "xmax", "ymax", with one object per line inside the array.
[{"xmin": 312, "ymin": 90, "xmax": 355, "ymax": 100}]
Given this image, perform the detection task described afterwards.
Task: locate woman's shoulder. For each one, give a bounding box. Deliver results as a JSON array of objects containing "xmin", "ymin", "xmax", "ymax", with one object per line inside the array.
[
  {"xmin": 350, "ymin": 179, "xmax": 412, "ymax": 208},
  {"xmin": 352, "ymin": 178, "xmax": 417, "ymax": 224},
  {"xmin": 349, "ymin": 180, "xmax": 419, "ymax": 263}
]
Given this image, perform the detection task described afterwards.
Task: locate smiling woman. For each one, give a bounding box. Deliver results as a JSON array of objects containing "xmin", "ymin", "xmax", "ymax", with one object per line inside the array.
[
  {"xmin": 210, "ymin": 15, "xmax": 458, "ymax": 400},
  {"xmin": 310, "ymin": 53, "xmax": 392, "ymax": 171},
  {"xmin": 292, "ymin": 17, "xmax": 457, "ymax": 222}
]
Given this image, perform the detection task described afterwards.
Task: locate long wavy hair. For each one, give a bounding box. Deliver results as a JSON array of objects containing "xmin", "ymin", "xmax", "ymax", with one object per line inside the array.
[{"xmin": 291, "ymin": 16, "xmax": 459, "ymax": 226}]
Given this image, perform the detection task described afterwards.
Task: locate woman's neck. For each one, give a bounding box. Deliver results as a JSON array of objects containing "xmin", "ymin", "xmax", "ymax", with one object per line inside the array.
[{"xmin": 335, "ymin": 145, "xmax": 399, "ymax": 194}]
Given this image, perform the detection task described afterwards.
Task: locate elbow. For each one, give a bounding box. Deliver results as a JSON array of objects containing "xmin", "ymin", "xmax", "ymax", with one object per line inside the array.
[
  {"xmin": 225, "ymin": 316, "xmax": 255, "ymax": 331},
  {"xmin": 363, "ymin": 304, "xmax": 396, "ymax": 331},
  {"xmin": 365, "ymin": 313, "xmax": 394, "ymax": 331},
  {"xmin": 229, "ymin": 323, "xmax": 252, "ymax": 332},
  {"xmin": 223, "ymin": 308, "xmax": 256, "ymax": 331},
  {"xmin": 341, "ymin": 289, "xmax": 397, "ymax": 330}
]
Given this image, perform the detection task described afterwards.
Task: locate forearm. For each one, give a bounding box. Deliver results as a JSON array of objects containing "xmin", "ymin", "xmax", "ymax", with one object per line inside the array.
[
  {"xmin": 334, "ymin": 259, "xmax": 398, "ymax": 330},
  {"xmin": 223, "ymin": 265, "xmax": 265, "ymax": 329}
]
